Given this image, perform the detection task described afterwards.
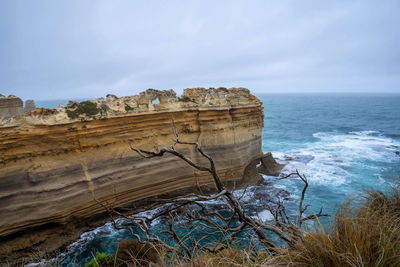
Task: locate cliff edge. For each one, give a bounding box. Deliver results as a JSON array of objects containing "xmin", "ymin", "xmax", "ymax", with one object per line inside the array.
[{"xmin": 0, "ymin": 87, "xmax": 264, "ymax": 262}]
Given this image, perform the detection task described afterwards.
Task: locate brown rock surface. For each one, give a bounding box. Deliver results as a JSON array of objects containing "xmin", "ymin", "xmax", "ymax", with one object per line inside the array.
[
  {"xmin": 0, "ymin": 88, "xmax": 263, "ymax": 262},
  {"xmin": 257, "ymin": 152, "xmax": 285, "ymax": 176}
]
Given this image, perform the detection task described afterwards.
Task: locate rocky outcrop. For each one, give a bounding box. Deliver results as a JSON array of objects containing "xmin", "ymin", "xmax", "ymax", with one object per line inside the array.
[
  {"xmin": 0, "ymin": 94, "xmax": 23, "ymax": 117},
  {"xmin": 0, "ymin": 88, "xmax": 263, "ymax": 262},
  {"xmin": 23, "ymin": 99, "xmax": 36, "ymax": 113},
  {"xmin": 257, "ymin": 152, "xmax": 285, "ymax": 176}
]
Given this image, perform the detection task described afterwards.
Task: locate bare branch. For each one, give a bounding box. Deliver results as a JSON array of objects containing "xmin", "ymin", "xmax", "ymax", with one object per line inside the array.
[{"xmin": 97, "ymin": 122, "xmax": 331, "ymax": 263}]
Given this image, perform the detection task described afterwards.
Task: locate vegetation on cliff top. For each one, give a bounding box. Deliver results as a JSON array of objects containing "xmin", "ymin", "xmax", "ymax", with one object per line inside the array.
[
  {"xmin": 177, "ymin": 95, "xmax": 191, "ymax": 102},
  {"xmin": 124, "ymin": 104, "xmax": 134, "ymax": 112},
  {"xmin": 66, "ymin": 101, "xmax": 101, "ymax": 119}
]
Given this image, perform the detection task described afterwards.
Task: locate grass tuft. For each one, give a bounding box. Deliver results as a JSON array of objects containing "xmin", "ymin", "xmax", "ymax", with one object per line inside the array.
[{"xmin": 273, "ymin": 189, "xmax": 400, "ymax": 267}]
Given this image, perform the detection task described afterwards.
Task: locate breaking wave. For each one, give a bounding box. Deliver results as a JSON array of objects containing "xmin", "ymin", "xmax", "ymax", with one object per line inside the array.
[{"xmin": 273, "ymin": 130, "xmax": 400, "ymax": 187}]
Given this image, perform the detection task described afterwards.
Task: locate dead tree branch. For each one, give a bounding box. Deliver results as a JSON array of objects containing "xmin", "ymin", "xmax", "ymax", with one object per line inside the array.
[{"xmin": 99, "ymin": 121, "xmax": 330, "ymax": 261}]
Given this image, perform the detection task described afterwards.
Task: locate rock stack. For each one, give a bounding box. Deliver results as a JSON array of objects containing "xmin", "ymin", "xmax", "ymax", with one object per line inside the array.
[
  {"xmin": 0, "ymin": 94, "xmax": 24, "ymax": 117},
  {"xmin": 24, "ymin": 99, "xmax": 36, "ymax": 113}
]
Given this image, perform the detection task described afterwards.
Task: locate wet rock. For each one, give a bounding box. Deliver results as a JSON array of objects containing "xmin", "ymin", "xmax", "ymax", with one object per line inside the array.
[
  {"xmin": 257, "ymin": 152, "xmax": 285, "ymax": 176},
  {"xmin": 283, "ymin": 156, "xmax": 294, "ymax": 161}
]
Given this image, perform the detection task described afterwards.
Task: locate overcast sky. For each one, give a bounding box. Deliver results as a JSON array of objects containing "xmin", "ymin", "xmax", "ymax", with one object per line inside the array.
[{"xmin": 0, "ymin": 0, "xmax": 399, "ymax": 100}]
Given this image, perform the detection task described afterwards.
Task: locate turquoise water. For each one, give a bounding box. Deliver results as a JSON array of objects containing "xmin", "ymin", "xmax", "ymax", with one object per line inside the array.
[
  {"xmin": 260, "ymin": 94, "xmax": 400, "ymax": 216},
  {"xmin": 32, "ymin": 94, "xmax": 400, "ymax": 266}
]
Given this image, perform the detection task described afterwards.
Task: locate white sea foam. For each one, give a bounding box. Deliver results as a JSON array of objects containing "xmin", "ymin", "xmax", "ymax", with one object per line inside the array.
[
  {"xmin": 273, "ymin": 131, "xmax": 400, "ymax": 187},
  {"xmin": 255, "ymin": 210, "xmax": 274, "ymax": 222},
  {"xmin": 348, "ymin": 130, "xmax": 380, "ymax": 136}
]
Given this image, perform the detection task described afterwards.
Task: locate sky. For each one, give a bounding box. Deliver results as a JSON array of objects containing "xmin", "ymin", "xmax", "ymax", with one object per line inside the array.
[{"xmin": 0, "ymin": 0, "xmax": 399, "ymax": 100}]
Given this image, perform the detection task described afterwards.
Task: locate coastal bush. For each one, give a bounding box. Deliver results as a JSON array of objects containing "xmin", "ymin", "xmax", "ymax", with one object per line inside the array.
[
  {"xmin": 174, "ymin": 247, "xmax": 270, "ymax": 267},
  {"xmin": 100, "ymin": 104, "xmax": 109, "ymax": 115},
  {"xmin": 272, "ymin": 189, "xmax": 400, "ymax": 266},
  {"xmin": 90, "ymin": 188, "xmax": 400, "ymax": 266},
  {"xmin": 178, "ymin": 96, "xmax": 191, "ymax": 102},
  {"xmin": 66, "ymin": 101, "xmax": 101, "ymax": 119},
  {"xmin": 84, "ymin": 252, "xmax": 113, "ymax": 267},
  {"xmin": 124, "ymin": 103, "xmax": 134, "ymax": 112},
  {"xmin": 170, "ymin": 190, "xmax": 400, "ymax": 266}
]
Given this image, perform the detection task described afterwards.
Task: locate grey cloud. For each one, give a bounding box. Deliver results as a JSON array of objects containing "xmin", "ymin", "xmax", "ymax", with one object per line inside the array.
[{"xmin": 0, "ymin": 0, "xmax": 399, "ymax": 100}]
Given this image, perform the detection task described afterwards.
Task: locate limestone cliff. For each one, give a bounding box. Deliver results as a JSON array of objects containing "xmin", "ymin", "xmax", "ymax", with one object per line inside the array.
[{"xmin": 0, "ymin": 88, "xmax": 263, "ymax": 262}]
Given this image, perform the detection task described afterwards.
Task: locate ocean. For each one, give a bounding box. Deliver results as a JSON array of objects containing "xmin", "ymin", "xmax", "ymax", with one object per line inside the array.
[
  {"xmin": 261, "ymin": 94, "xmax": 400, "ymax": 216},
  {"xmin": 34, "ymin": 94, "xmax": 400, "ymax": 266}
]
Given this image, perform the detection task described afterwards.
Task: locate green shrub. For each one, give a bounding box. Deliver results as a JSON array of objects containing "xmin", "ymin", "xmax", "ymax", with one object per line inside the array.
[
  {"xmin": 99, "ymin": 104, "xmax": 109, "ymax": 115},
  {"xmin": 66, "ymin": 101, "xmax": 101, "ymax": 119},
  {"xmin": 124, "ymin": 104, "xmax": 134, "ymax": 111},
  {"xmin": 178, "ymin": 96, "xmax": 191, "ymax": 102},
  {"xmin": 85, "ymin": 252, "xmax": 113, "ymax": 267}
]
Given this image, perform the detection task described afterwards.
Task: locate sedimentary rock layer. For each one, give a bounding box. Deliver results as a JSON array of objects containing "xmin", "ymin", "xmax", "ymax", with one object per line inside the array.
[
  {"xmin": 0, "ymin": 88, "xmax": 263, "ymax": 261},
  {"xmin": 0, "ymin": 94, "xmax": 23, "ymax": 117}
]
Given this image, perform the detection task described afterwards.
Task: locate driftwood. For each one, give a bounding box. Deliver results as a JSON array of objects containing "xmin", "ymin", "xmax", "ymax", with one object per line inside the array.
[{"xmin": 99, "ymin": 121, "xmax": 329, "ymax": 262}]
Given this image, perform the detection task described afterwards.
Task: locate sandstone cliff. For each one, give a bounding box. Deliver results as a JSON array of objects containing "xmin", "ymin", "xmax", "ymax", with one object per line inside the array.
[
  {"xmin": 0, "ymin": 94, "xmax": 23, "ymax": 117},
  {"xmin": 0, "ymin": 87, "xmax": 263, "ymax": 262}
]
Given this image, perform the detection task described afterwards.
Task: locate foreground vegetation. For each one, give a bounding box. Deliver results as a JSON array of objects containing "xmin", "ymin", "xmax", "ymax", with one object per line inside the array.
[
  {"xmin": 272, "ymin": 190, "xmax": 400, "ymax": 267},
  {"xmin": 85, "ymin": 189, "xmax": 400, "ymax": 267}
]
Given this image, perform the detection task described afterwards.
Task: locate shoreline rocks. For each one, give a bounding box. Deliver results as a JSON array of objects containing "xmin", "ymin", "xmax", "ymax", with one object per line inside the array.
[{"xmin": 257, "ymin": 152, "xmax": 285, "ymax": 176}]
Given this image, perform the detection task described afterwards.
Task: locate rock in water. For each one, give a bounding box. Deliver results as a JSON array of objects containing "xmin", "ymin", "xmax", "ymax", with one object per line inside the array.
[{"xmin": 257, "ymin": 152, "xmax": 285, "ymax": 176}]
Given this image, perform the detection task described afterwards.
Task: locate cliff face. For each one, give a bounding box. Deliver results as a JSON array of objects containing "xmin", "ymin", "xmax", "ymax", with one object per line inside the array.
[
  {"xmin": 0, "ymin": 94, "xmax": 23, "ymax": 117},
  {"xmin": 0, "ymin": 88, "xmax": 263, "ymax": 261}
]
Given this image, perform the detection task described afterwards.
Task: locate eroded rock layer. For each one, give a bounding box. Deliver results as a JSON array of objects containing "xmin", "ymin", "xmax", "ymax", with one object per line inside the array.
[
  {"xmin": 0, "ymin": 88, "xmax": 263, "ymax": 261},
  {"xmin": 0, "ymin": 94, "xmax": 23, "ymax": 118}
]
